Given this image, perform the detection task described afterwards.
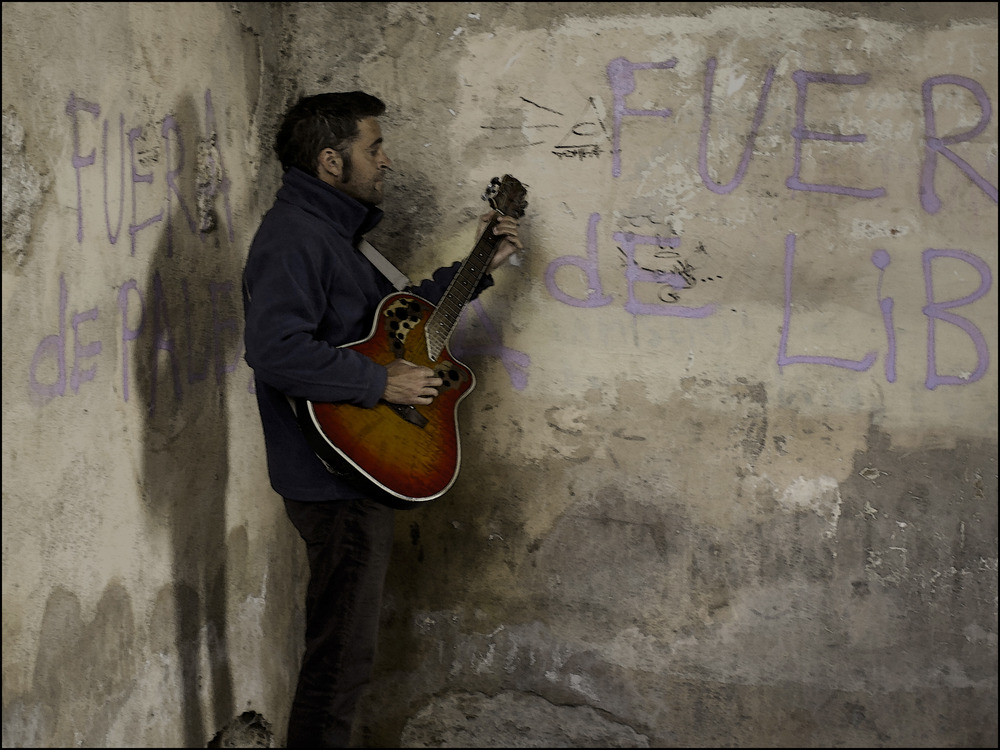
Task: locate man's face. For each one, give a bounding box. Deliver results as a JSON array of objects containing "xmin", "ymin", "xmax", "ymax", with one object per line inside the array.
[{"xmin": 335, "ymin": 116, "xmax": 391, "ymax": 205}]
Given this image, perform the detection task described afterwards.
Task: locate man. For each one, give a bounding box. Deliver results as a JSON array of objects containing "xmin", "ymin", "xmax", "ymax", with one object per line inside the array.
[{"xmin": 242, "ymin": 91, "xmax": 522, "ymax": 747}]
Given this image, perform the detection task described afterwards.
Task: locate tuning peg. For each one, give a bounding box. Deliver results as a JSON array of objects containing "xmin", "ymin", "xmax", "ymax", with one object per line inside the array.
[{"xmin": 490, "ymin": 176, "xmax": 501, "ymax": 185}]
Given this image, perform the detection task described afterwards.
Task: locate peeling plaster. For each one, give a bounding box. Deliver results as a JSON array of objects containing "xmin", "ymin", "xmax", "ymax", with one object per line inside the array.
[{"xmin": 2, "ymin": 107, "xmax": 46, "ymax": 266}]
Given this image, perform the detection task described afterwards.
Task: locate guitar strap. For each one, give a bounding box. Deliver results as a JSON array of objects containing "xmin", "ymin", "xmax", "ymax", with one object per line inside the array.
[{"xmin": 358, "ymin": 239, "xmax": 411, "ymax": 291}]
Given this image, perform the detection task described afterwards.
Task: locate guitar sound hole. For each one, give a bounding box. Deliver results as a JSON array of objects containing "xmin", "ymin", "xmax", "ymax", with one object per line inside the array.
[{"xmin": 433, "ymin": 366, "xmax": 464, "ymax": 391}]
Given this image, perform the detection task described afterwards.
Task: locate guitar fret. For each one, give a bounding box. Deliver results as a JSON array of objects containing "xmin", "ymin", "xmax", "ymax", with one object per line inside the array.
[{"xmin": 423, "ymin": 175, "xmax": 526, "ymax": 363}]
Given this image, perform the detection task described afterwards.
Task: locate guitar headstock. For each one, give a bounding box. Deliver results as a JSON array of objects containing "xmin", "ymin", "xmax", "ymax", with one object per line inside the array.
[{"xmin": 482, "ymin": 175, "xmax": 528, "ymax": 219}]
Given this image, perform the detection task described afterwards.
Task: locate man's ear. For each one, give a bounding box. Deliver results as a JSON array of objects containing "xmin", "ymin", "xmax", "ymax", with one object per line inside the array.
[{"xmin": 317, "ymin": 147, "xmax": 343, "ymax": 181}]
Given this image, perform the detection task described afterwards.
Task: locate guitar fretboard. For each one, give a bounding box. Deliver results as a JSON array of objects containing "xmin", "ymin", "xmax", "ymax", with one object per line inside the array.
[{"xmin": 425, "ymin": 219, "xmax": 502, "ymax": 360}]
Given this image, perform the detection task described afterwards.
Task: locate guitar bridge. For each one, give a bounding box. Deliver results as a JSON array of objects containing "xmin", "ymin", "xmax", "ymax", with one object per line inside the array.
[{"xmin": 387, "ymin": 402, "xmax": 429, "ymax": 428}]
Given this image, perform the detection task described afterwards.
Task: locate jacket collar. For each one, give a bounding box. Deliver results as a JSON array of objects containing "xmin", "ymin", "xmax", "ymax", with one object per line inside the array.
[{"xmin": 279, "ymin": 166, "xmax": 384, "ymax": 240}]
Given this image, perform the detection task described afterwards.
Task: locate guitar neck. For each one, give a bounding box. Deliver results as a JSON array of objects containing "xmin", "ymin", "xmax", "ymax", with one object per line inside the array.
[{"xmin": 425, "ymin": 217, "xmax": 503, "ymax": 360}]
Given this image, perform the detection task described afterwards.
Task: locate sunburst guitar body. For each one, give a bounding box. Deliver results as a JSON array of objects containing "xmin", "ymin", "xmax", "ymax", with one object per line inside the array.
[{"xmin": 295, "ymin": 175, "xmax": 527, "ymax": 506}]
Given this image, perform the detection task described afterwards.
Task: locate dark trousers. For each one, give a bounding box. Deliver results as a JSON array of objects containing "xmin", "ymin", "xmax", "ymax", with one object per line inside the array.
[{"xmin": 282, "ymin": 496, "xmax": 395, "ymax": 748}]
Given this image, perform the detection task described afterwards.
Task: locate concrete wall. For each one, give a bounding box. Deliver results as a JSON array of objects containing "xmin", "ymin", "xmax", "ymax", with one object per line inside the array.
[
  {"xmin": 2, "ymin": 2, "xmax": 292, "ymax": 746},
  {"xmin": 3, "ymin": 2, "xmax": 997, "ymax": 747}
]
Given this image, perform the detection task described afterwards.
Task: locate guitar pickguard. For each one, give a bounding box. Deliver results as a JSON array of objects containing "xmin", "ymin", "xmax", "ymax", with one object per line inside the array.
[
  {"xmin": 378, "ymin": 297, "xmax": 471, "ymax": 394},
  {"xmin": 381, "ymin": 297, "xmax": 426, "ymax": 356}
]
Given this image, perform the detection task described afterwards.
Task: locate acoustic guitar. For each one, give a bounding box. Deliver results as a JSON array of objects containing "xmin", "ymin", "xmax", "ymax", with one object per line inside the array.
[{"xmin": 295, "ymin": 175, "xmax": 528, "ymax": 507}]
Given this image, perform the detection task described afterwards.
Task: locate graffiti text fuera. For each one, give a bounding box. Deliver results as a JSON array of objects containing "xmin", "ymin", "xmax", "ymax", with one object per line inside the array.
[{"xmin": 546, "ymin": 56, "xmax": 996, "ymax": 389}]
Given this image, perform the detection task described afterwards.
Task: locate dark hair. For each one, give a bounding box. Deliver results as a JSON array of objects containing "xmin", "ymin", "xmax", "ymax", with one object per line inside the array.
[{"xmin": 273, "ymin": 91, "xmax": 386, "ymax": 176}]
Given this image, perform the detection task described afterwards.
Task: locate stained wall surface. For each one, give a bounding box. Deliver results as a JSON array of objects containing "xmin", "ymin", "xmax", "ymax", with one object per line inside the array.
[
  {"xmin": 2, "ymin": 2, "xmax": 293, "ymax": 746},
  {"xmin": 2, "ymin": 2, "xmax": 997, "ymax": 748}
]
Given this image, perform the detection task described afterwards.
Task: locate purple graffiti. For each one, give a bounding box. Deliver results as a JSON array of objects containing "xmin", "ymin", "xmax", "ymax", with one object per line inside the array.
[
  {"xmin": 920, "ymin": 75, "xmax": 998, "ymax": 214},
  {"xmin": 70, "ymin": 307, "xmax": 101, "ymax": 393},
  {"xmin": 31, "ymin": 92, "xmax": 245, "ymax": 411},
  {"xmin": 605, "ymin": 55, "xmax": 995, "ymax": 213},
  {"xmin": 778, "ymin": 233, "xmax": 878, "ymax": 372},
  {"xmin": 699, "ymin": 58, "xmax": 776, "ymax": 194},
  {"xmin": 29, "ymin": 275, "xmax": 69, "ymax": 401},
  {"xmin": 103, "ymin": 114, "xmax": 125, "ymax": 245},
  {"xmin": 607, "ymin": 57, "xmax": 676, "ymax": 178},
  {"xmin": 779, "ymin": 236, "xmax": 993, "ymax": 388},
  {"xmin": 143, "ymin": 275, "xmax": 240, "ymax": 412},
  {"xmin": 29, "ymin": 274, "xmax": 103, "ymax": 404},
  {"xmin": 613, "ymin": 231, "xmax": 715, "ymax": 318},
  {"xmin": 65, "ymin": 89, "xmax": 234, "ymax": 255},
  {"xmin": 871, "ymin": 249, "xmax": 897, "ymax": 383},
  {"xmin": 162, "ymin": 115, "xmax": 198, "ymax": 257},
  {"xmin": 923, "ymin": 249, "xmax": 992, "ymax": 389},
  {"xmin": 141, "ymin": 275, "xmax": 242, "ymax": 411},
  {"xmin": 118, "ymin": 280, "xmax": 144, "ymax": 403},
  {"xmin": 545, "ymin": 213, "xmax": 614, "ymax": 308},
  {"xmin": 545, "ymin": 214, "xmax": 716, "ymax": 317},
  {"xmin": 451, "ymin": 299, "xmax": 531, "ymax": 391},
  {"xmin": 66, "ymin": 93, "xmax": 101, "ymax": 244},
  {"xmin": 128, "ymin": 125, "xmax": 164, "ymax": 256},
  {"xmin": 785, "ymin": 71, "xmax": 886, "ymax": 199},
  {"xmin": 114, "ymin": 275, "xmax": 241, "ymax": 408}
]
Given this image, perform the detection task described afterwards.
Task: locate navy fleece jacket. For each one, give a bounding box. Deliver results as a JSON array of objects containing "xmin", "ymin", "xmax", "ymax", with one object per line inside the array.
[{"xmin": 243, "ymin": 167, "xmax": 492, "ymax": 501}]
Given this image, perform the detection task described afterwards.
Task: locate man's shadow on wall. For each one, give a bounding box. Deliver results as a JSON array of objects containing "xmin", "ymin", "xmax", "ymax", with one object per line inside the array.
[{"xmin": 133, "ymin": 95, "xmax": 238, "ymax": 746}]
